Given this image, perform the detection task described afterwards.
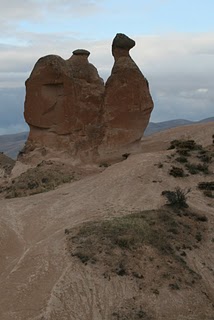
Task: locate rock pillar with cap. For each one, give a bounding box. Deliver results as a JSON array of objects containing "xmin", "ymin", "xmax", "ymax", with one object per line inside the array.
[
  {"xmin": 100, "ymin": 33, "xmax": 154, "ymax": 157},
  {"xmin": 22, "ymin": 33, "xmax": 154, "ymax": 163},
  {"xmin": 23, "ymin": 49, "xmax": 104, "ymax": 160}
]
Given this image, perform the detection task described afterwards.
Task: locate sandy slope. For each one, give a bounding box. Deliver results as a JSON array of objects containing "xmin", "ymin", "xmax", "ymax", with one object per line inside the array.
[{"xmin": 0, "ymin": 122, "xmax": 213, "ymax": 320}]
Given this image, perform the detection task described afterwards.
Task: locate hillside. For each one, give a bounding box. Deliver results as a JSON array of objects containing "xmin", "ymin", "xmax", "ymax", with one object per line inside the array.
[
  {"xmin": 0, "ymin": 117, "xmax": 213, "ymax": 159},
  {"xmin": 0, "ymin": 131, "xmax": 28, "ymax": 159},
  {"xmin": 144, "ymin": 117, "xmax": 214, "ymax": 136},
  {"xmin": 0, "ymin": 121, "xmax": 213, "ymax": 319}
]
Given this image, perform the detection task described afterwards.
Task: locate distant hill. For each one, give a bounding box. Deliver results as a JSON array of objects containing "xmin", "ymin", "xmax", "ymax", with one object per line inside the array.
[
  {"xmin": 0, "ymin": 132, "xmax": 28, "ymax": 159},
  {"xmin": 0, "ymin": 117, "xmax": 213, "ymax": 159},
  {"xmin": 144, "ymin": 117, "xmax": 214, "ymax": 136}
]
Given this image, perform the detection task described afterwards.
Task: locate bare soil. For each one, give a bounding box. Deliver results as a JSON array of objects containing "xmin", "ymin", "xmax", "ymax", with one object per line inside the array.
[{"xmin": 0, "ymin": 122, "xmax": 213, "ymax": 320}]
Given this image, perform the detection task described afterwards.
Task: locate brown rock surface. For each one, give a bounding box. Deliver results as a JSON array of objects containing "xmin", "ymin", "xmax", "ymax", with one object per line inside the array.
[
  {"xmin": 99, "ymin": 34, "xmax": 154, "ymax": 158},
  {"xmin": 24, "ymin": 50, "xmax": 104, "ymax": 161},
  {"xmin": 23, "ymin": 33, "xmax": 153, "ymax": 163}
]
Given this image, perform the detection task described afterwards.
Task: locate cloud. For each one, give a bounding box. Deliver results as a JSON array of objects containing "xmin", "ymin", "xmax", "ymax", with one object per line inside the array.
[{"xmin": 0, "ymin": 0, "xmax": 103, "ymax": 25}]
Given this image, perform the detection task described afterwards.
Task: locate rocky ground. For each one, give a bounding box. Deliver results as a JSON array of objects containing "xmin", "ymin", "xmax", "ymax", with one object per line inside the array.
[{"xmin": 0, "ymin": 121, "xmax": 213, "ymax": 320}]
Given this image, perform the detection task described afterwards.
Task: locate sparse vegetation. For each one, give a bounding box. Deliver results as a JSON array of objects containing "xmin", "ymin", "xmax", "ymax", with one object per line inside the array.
[
  {"xmin": 195, "ymin": 232, "xmax": 202, "ymax": 242},
  {"xmin": 3, "ymin": 160, "xmax": 76, "ymax": 198},
  {"xmin": 112, "ymin": 307, "xmax": 151, "ymax": 320},
  {"xmin": 162, "ymin": 187, "xmax": 190, "ymax": 208},
  {"xmin": 203, "ymin": 190, "xmax": 214, "ymax": 198},
  {"xmin": 176, "ymin": 149, "xmax": 191, "ymax": 157},
  {"xmin": 66, "ymin": 204, "xmax": 207, "ymax": 296},
  {"xmin": 0, "ymin": 152, "xmax": 15, "ymax": 175},
  {"xmin": 169, "ymin": 166, "xmax": 185, "ymax": 177},
  {"xmin": 167, "ymin": 138, "xmax": 213, "ymax": 178},
  {"xmin": 185, "ymin": 163, "xmax": 209, "ymax": 175},
  {"xmin": 198, "ymin": 181, "xmax": 214, "ymax": 191},
  {"xmin": 198, "ymin": 182, "xmax": 214, "ymax": 198},
  {"xmin": 197, "ymin": 154, "xmax": 212, "ymax": 163},
  {"xmin": 168, "ymin": 139, "xmax": 202, "ymax": 151},
  {"xmin": 99, "ymin": 162, "xmax": 109, "ymax": 168},
  {"xmin": 169, "ymin": 282, "xmax": 180, "ymax": 290},
  {"xmin": 122, "ymin": 153, "xmax": 130, "ymax": 160},
  {"xmin": 175, "ymin": 156, "xmax": 188, "ymax": 163},
  {"xmin": 158, "ymin": 162, "xmax": 163, "ymax": 168}
]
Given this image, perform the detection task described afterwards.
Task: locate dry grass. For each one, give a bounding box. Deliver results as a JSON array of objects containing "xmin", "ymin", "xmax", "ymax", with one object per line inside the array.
[
  {"xmin": 2, "ymin": 160, "xmax": 76, "ymax": 198},
  {"xmin": 66, "ymin": 206, "xmax": 208, "ymax": 294}
]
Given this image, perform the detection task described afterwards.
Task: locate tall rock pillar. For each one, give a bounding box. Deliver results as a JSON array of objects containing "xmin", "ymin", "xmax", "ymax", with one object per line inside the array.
[{"xmin": 99, "ymin": 33, "xmax": 154, "ymax": 158}]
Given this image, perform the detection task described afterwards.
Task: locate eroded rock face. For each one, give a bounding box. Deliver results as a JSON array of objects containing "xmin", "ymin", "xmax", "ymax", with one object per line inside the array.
[
  {"xmin": 22, "ymin": 33, "xmax": 153, "ymax": 163},
  {"xmin": 99, "ymin": 33, "xmax": 154, "ymax": 157},
  {"xmin": 24, "ymin": 50, "xmax": 104, "ymax": 161}
]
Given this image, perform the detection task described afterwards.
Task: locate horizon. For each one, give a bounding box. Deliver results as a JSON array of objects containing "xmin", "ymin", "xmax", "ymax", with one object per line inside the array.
[
  {"xmin": 1, "ymin": 116, "xmax": 214, "ymax": 138},
  {"xmin": 0, "ymin": 0, "xmax": 213, "ymax": 134}
]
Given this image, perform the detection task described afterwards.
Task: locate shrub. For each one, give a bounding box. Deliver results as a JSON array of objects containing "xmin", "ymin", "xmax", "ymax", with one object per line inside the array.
[
  {"xmin": 185, "ymin": 163, "xmax": 209, "ymax": 175},
  {"xmin": 168, "ymin": 139, "xmax": 202, "ymax": 151},
  {"xmin": 198, "ymin": 181, "xmax": 214, "ymax": 191},
  {"xmin": 195, "ymin": 232, "xmax": 202, "ymax": 242},
  {"xmin": 122, "ymin": 153, "xmax": 130, "ymax": 160},
  {"xmin": 195, "ymin": 214, "xmax": 208, "ymax": 222},
  {"xmin": 176, "ymin": 149, "xmax": 191, "ymax": 157},
  {"xmin": 169, "ymin": 282, "xmax": 180, "ymax": 290},
  {"xmin": 169, "ymin": 166, "xmax": 185, "ymax": 177},
  {"xmin": 162, "ymin": 187, "xmax": 190, "ymax": 208},
  {"xmin": 197, "ymin": 154, "xmax": 212, "ymax": 163},
  {"xmin": 203, "ymin": 190, "xmax": 214, "ymax": 198},
  {"xmin": 99, "ymin": 162, "xmax": 109, "ymax": 168},
  {"xmin": 175, "ymin": 156, "xmax": 188, "ymax": 163}
]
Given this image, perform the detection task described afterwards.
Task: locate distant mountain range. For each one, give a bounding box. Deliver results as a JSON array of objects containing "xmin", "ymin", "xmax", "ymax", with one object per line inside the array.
[
  {"xmin": 0, "ymin": 117, "xmax": 213, "ymax": 159},
  {"xmin": 144, "ymin": 117, "xmax": 214, "ymax": 136},
  {"xmin": 0, "ymin": 131, "xmax": 28, "ymax": 159}
]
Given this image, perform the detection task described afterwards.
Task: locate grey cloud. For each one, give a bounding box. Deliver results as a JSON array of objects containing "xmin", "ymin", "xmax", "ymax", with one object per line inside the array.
[
  {"xmin": 0, "ymin": 0, "xmax": 103, "ymax": 27},
  {"xmin": 149, "ymin": 73, "xmax": 214, "ymax": 122}
]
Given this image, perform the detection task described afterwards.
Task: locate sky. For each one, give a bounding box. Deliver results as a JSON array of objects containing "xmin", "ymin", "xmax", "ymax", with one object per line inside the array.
[{"xmin": 0, "ymin": 0, "xmax": 213, "ymax": 134}]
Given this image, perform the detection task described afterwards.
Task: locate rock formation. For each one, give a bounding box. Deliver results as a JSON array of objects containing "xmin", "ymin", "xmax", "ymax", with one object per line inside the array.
[
  {"xmin": 99, "ymin": 33, "xmax": 154, "ymax": 157},
  {"xmin": 24, "ymin": 49, "xmax": 104, "ymax": 161},
  {"xmin": 22, "ymin": 33, "xmax": 153, "ymax": 163}
]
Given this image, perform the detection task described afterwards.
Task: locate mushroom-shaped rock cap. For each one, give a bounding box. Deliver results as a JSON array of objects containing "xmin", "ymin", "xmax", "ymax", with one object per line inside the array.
[
  {"xmin": 112, "ymin": 33, "xmax": 135, "ymax": 50},
  {"xmin": 73, "ymin": 49, "xmax": 90, "ymax": 56}
]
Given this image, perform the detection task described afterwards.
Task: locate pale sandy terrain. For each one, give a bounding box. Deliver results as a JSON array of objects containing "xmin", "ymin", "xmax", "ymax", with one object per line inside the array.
[{"xmin": 0, "ymin": 122, "xmax": 213, "ymax": 320}]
